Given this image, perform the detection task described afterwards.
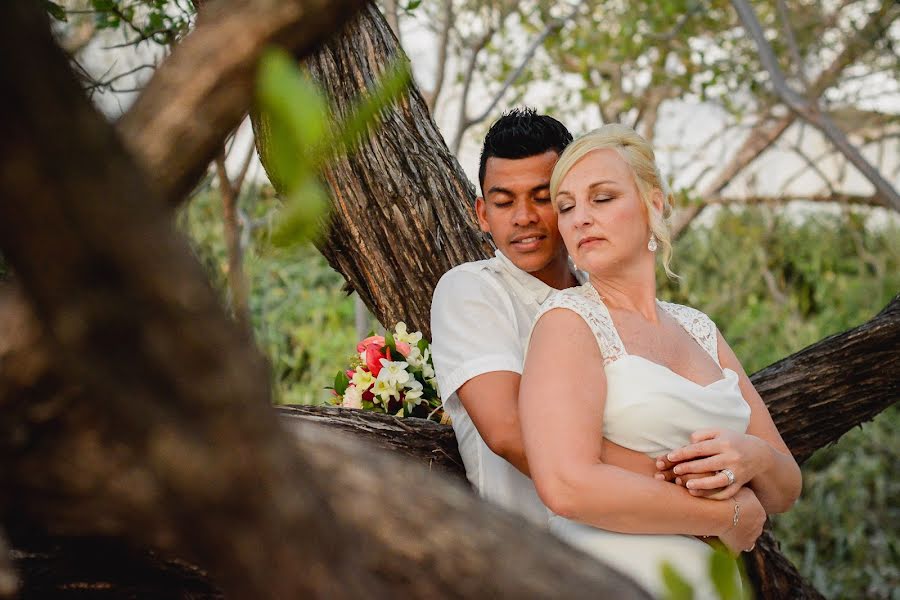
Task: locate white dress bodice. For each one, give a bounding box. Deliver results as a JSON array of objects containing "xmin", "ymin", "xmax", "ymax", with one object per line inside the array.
[{"xmin": 530, "ymin": 283, "xmax": 751, "ymax": 598}]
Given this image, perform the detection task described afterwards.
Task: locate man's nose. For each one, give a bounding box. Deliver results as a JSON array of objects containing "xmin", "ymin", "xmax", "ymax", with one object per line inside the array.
[{"xmin": 512, "ymin": 201, "xmax": 539, "ymax": 226}]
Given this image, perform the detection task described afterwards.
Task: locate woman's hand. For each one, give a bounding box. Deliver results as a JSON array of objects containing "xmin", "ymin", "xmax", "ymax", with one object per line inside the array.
[
  {"xmin": 654, "ymin": 457, "xmax": 719, "ymax": 490},
  {"xmin": 719, "ymin": 487, "xmax": 766, "ymax": 556},
  {"xmin": 661, "ymin": 429, "xmax": 772, "ymax": 500}
]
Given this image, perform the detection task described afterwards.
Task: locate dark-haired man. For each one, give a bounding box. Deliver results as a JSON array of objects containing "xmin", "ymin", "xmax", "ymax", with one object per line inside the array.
[{"xmin": 430, "ymin": 109, "xmax": 585, "ymax": 523}]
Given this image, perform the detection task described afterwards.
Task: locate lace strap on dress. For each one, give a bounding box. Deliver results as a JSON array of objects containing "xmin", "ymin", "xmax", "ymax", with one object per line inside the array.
[
  {"xmin": 658, "ymin": 301, "xmax": 720, "ymax": 366},
  {"xmin": 532, "ymin": 288, "xmax": 626, "ymax": 365}
]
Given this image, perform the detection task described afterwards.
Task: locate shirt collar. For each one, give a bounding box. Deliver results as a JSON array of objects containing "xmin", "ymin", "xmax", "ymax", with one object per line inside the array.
[{"xmin": 491, "ymin": 249, "xmax": 586, "ymax": 304}]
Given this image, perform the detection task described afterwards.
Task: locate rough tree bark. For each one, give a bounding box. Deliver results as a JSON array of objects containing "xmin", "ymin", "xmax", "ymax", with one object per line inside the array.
[{"xmin": 0, "ymin": 1, "xmax": 654, "ymax": 598}]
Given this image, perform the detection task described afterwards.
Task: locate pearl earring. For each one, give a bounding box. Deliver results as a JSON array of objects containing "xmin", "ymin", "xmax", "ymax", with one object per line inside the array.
[{"xmin": 648, "ymin": 233, "xmax": 658, "ymax": 252}]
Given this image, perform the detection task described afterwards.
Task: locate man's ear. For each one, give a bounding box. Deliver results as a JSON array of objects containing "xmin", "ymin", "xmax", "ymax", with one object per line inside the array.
[{"xmin": 475, "ymin": 196, "xmax": 491, "ymax": 233}]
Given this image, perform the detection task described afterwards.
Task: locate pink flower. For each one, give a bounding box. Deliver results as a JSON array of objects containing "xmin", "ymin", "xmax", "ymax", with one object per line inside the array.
[
  {"xmin": 356, "ymin": 334, "xmax": 411, "ymax": 358},
  {"xmin": 366, "ymin": 345, "xmax": 387, "ymax": 376},
  {"xmin": 357, "ymin": 335, "xmax": 385, "ymax": 353}
]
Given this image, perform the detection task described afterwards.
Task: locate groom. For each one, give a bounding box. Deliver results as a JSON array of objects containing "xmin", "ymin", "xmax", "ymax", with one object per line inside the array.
[{"xmin": 431, "ymin": 109, "xmax": 652, "ymax": 524}]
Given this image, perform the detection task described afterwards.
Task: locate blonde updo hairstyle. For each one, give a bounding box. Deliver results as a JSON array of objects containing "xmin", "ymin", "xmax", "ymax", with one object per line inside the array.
[{"xmin": 549, "ymin": 124, "xmax": 677, "ymax": 278}]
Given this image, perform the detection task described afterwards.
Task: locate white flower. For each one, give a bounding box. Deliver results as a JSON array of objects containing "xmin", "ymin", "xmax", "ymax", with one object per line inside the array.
[
  {"xmin": 394, "ymin": 322, "xmax": 423, "ymax": 346},
  {"xmin": 372, "ymin": 378, "xmax": 398, "ymax": 403},
  {"xmin": 404, "ymin": 379, "xmax": 424, "ymax": 404},
  {"xmin": 341, "ymin": 385, "xmax": 363, "ymax": 409},
  {"xmin": 427, "ymin": 378, "xmax": 439, "ymax": 395},
  {"xmin": 421, "ymin": 363, "xmax": 435, "ymax": 380},
  {"xmin": 350, "ymin": 367, "xmax": 375, "ymax": 390},
  {"xmin": 405, "ymin": 346, "xmax": 424, "ymax": 368},
  {"xmin": 378, "ymin": 359, "xmax": 410, "ymax": 386}
]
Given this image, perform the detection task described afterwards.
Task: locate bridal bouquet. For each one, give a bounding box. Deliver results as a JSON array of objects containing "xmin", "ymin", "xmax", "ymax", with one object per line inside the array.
[{"xmin": 331, "ymin": 322, "xmax": 444, "ymax": 422}]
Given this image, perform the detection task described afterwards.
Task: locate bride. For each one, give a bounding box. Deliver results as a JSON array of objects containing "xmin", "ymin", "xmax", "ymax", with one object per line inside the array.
[{"xmin": 519, "ymin": 124, "xmax": 802, "ymax": 598}]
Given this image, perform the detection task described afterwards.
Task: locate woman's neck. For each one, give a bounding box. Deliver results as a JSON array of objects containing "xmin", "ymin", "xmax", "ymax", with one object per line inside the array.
[{"xmin": 589, "ymin": 263, "xmax": 658, "ymax": 321}]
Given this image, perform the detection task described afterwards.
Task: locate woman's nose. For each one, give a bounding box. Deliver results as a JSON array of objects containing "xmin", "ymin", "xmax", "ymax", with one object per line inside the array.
[{"xmin": 572, "ymin": 203, "xmax": 592, "ymax": 227}]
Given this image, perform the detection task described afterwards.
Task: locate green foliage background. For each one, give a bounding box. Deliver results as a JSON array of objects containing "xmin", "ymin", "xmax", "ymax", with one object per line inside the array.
[{"xmin": 182, "ymin": 191, "xmax": 898, "ymax": 599}]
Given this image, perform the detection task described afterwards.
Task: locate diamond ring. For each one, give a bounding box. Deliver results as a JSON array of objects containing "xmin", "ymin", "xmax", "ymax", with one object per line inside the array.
[{"xmin": 720, "ymin": 468, "xmax": 736, "ymax": 485}]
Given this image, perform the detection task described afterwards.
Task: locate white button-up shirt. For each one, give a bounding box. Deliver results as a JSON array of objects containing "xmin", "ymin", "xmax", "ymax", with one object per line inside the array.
[{"xmin": 430, "ymin": 250, "xmax": 585, "ymax": 525}]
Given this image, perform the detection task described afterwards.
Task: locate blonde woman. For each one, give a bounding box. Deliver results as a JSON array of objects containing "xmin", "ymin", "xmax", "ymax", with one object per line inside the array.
[{"xmin": 519, "ymin": 124, "xmax": 801, "ymax": 598}]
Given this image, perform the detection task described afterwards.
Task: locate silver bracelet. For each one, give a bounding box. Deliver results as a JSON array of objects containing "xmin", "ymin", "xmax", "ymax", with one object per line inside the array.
[{"xmin": 726, "ymin": 498, "xmax": 741, "ymax": 533}]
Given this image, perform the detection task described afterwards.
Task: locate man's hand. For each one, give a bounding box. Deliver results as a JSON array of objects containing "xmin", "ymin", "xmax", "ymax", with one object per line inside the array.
[
  {"xmin": 655, "ymin": 455, "xmax": 722, "ymax": 492},
  {"xmin": 656, "ymin": 429, "xmax": 772, "ymax": 500}
]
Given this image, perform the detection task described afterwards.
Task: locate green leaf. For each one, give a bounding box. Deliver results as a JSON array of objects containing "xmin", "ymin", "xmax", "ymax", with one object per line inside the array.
[
  {"xmin": 334, "ymin": 60, "xmax": 411, "ymax": 154},
  {"xmin": 256, "ymin": 47, "xmax": 330, "ymax": 186},
  {"xmin": 708, "ymin": 550, "xmax": 741, "ymax": 600},
  {"xmin": 404, "ymin": 0, "xmax": 423, "ymax": 11},
  {"xmin": 384, "ymin": 330, "xmax": 398, "ymax": 356},
  {"xmin": 333, "ymin": 370, "xmax": 350, "ymax": 396},
  {"xmin": 44, "ymin": 1, "xmax": 67, "ymax": 21},
  {"xmin": 660, "ymin": 561, "xmax": 694, "ymax": 600},
  {"xmin": 270, "ymin": 179, "xmax": 329, "ymax": 247}
]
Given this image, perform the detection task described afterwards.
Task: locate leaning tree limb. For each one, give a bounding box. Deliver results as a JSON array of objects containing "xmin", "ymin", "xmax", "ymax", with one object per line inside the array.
[
  {"xmin": 750, "ymin": 295, "xmax": 900, "ymax": 463},
  {"xmin": 0, "ymin": 2, "xmax": 654, "ymax": 597},
  {"xmin": 117, "ymin": 0, "xmax": 368, "ymax": 208}
]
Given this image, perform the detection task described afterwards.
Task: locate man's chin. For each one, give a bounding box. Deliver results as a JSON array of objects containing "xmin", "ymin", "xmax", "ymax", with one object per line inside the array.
[{"xmin": 504, "ymin": 252, "xmax": 552, "ymax": 274}]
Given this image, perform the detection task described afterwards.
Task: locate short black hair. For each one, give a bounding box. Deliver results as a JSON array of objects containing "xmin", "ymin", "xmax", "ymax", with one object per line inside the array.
[{"xmin": 478, "ymin": 107, "xmax": 573, "ymax": 194}]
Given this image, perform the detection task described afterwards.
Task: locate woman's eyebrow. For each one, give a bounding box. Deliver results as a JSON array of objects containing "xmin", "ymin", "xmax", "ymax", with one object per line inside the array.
[{"xmin": 588, "ymin": 180, "xmax": 617, "ymax": 191}]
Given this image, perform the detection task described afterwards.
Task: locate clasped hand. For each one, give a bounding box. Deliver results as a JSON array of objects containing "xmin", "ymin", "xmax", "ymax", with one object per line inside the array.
[{"xmin": 655, "ymin": 428, "xmax": 770, "ymax": 500}]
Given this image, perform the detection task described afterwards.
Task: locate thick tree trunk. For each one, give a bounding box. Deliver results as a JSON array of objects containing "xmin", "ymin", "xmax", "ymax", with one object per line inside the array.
[
  {"xmin": 256, "ymin": 3, "xmax": 489, "ymax": 338},
  {"xmin": 0, "ymin": 2, "xmax": 653, "ymax": 598}
]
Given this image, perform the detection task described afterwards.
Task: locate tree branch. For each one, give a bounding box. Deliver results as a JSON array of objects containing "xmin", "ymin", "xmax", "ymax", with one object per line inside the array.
[
  {"xmin": 423, "ymin": 0, "xmax": 452, "ymax": 113},
  {"xmin": 731, "ymin": 0, "xmax": 900, "ymax": 210},
  {"xmin": 117, "ymin": 0, "xmax": 369, "ymax": 207},
  {"xmin": 672, "ymin": 0, "xmax": 899, "ymax": 237},
  {"xmin": 215, "ymin": 146, "xmax": 252, "ymax": 335},
  {"xmin": 450, "ymin": 26, "xmax": 494, "ymax": 155},
  {"xmin": 451, "ymin": 1, "xmax": 584, "ymax": 154}
]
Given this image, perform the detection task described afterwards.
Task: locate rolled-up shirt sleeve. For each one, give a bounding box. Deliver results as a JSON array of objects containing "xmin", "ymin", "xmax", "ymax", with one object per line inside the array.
[{"xmin": 430, "ymin": 268, "xmax": 523, "ymax": 400}]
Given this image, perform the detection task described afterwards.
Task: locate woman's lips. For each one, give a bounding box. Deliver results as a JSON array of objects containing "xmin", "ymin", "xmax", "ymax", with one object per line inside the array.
[{"xmin": 578, "ymin": 237, "xmax": 605, "ymax": 248}]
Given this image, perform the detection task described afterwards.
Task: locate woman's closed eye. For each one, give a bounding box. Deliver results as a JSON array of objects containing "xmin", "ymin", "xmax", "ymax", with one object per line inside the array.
[{"xmin": 592, "ymin": 195, "xmax": 613, "ymax": 203}]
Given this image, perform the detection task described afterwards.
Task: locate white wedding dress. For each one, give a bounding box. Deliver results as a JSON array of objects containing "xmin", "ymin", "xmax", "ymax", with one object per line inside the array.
[{"xmin": 531, "ymin": 283, "xmax": 751, "ymax": 599}]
